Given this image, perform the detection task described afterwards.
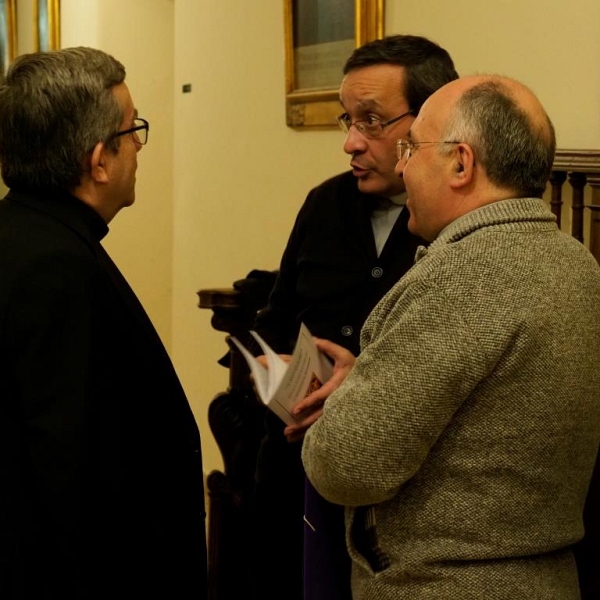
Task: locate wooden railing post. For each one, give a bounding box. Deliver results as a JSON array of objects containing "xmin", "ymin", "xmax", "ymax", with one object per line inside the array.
[
  {"xmin": 549, "ymin": 170, "xmax": 567, "ymax": 228},
  {"xmin": 587, "ymin": 177, "xmax": 600, "ymax": 265},
  {"xmin": 551, "ymin": 149, "xmax": 600, "ymax": 263},
  {"xmin": 569, "ymin": 172, "xmax": 587, "ymax": 243},
  {"xmin": 197, "ymin": 270, "xmax": 277, "ymax": 600}
]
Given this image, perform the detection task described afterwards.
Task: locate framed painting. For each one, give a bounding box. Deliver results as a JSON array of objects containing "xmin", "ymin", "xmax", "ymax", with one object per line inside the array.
[
  {"xmin": 0, "ymin": 0, "xmax": 17, "ymax": 75},
  {"xmin": 284, "ymin": 0, "xmax": 384, "ymax": 129},
  {"xmin": 34, "ymin": 0, "xmax": 60, "ymax": 51},
  {"xmin": 2, "ymin": 0, "xmax": 60, "ymax": 74}
]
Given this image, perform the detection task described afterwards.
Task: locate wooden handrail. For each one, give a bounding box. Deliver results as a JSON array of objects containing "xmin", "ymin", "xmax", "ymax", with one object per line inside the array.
[
  {"xmin": 553, "ymin": 149, "xmax": 600, "ymax": 175},
  {"xmin": 549, "ymin": 149, "xmax": 600, "ymax": 262}
]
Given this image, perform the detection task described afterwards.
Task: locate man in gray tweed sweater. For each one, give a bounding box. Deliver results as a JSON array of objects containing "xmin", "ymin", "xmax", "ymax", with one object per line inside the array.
[{"xmin": 298, "ymin": 75, "xmax": 600, "ymax": 599}]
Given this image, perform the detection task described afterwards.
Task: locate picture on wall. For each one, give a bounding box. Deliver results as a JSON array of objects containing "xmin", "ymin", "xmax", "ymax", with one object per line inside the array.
[
  {"xmin": 0, "ymin": 0, "xmax": 17, "ymax": 75},
  {"xmin": 1, "ymin": 0, "xmax": 59, "ymax": 75},
  {"xmin": 35, "ymin": 0, "xmax": 60, "ymax": 51},
  {"xmin": 284, "ymin": 0, "xmax": 383, "ymax": 128}
]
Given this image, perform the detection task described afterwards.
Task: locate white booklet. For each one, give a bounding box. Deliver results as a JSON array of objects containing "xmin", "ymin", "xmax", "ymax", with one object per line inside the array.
[{"xmin": 230, "ymin": 323, "xmax": 333, "ymax": 425}]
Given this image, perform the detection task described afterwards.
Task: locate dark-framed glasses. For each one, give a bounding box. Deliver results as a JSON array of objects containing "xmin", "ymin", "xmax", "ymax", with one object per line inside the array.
[
  {"xmin": 337, "ymin": 109, "xmax": 414, "ymax": 139},
  {"xmin": 396, "ymin": 139, "xmax": 460, "ymax": 161},
  {"xmin": 113, "ymin": 118, "xmax": 149, "ymax": 145}
]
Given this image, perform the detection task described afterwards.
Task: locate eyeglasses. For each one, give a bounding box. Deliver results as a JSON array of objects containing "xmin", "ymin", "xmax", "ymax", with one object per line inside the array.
[
  {"xmin": 337, "ymin": 109, "xmax": 414, "ymax": 139},
  {"xmin": 396, "ymin": 139, "xmax": 460, "ymax": 160},
  {"xmin": 112, "ymin": 118, "xmax": 149, "ymax": 145}
]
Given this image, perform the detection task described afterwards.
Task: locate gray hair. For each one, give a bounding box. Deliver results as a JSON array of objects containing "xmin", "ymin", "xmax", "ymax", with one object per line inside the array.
[
  {"xmin": 441, "ymin": 80, "xmax": 556, "ymax": 198},
  {"xmin": 0, "ymin": 46, "xmax": 126, "ymax": 192}
]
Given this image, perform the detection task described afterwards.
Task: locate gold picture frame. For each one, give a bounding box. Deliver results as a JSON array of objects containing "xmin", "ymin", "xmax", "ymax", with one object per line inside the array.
[
  {"xmin": 284, "ymin": 0, "xmax": 384, "ymax": 129},
  {"xmin": 1, "ymin": 0, "xmax": 59, "ymax": 76},
  {"xmin": 0, "ymin": 0, "xmax": 17, "ymax": 75},
  {"xmin": 34, "ymin": 0, "xmax": 60, "ymax": 51}
]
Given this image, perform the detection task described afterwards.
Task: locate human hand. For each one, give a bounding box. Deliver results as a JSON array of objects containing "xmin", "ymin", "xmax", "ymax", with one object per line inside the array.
[{"xmin": 283, "ymin": 338, "xmax": 356, "ymax": 442}]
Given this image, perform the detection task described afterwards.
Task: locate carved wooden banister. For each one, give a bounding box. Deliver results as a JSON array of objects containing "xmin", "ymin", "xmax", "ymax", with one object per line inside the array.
[
  {"xmin": 550, "ymin": 149, "xmax": 600, "ymax": 261},
  {"xmin": 197, "ymin": 271, "xmax": 278, "ymax": 600}
]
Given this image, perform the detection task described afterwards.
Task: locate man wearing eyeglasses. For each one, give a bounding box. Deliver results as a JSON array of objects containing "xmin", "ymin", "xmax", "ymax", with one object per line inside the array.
[
  {"xmin": 0, "ymin": 48, "xmax": 207, "ymax": 599},
  {"xmin": 302, "ymin": 75, "xmax": 600, "ymax": 599},
  {"xmin": 250, "ymin": 35, "xmax": 458, "ymax": 600}
]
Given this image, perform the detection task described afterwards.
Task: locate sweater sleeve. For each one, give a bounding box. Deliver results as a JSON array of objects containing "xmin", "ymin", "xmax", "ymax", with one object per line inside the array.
[{"xmin": 302, "ymin": 280, "xmax": 495, "ymax": 507}]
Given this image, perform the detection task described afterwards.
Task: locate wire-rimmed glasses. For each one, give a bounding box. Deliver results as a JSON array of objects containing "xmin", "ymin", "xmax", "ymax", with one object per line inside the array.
[
  {"xmin": 396, "ymin": 139, "xmax": 460, "ymax": 160},
  {"xmin": 337, "ymin": 110, "xmax": 414, "ymax": 139}
]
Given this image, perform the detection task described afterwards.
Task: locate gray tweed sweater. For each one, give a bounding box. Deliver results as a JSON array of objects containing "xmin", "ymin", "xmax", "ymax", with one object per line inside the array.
[{"xmin": 302, "ymin": 198, "xmax": 600, "ymax": 599}]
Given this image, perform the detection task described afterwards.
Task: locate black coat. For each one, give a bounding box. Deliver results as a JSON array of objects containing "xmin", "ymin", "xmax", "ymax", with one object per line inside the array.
[
  {"xmin": 254, "ymin": 171, "xmax": 423, "ymax": 356},
  {"xmin": 0, "ymin": 190, "xmax": 207, "ymax": 599}
]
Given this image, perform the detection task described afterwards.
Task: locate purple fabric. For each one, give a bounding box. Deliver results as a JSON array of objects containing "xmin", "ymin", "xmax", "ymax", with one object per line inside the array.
[{"xmin": 303, "ymin": 477, "xmax": 352, "ymax": 600}]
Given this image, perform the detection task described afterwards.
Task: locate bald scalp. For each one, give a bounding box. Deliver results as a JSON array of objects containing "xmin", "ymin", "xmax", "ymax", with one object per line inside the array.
[{"xmin": 441, "ymin": 76, "xmax": 556, "ymax": 198}]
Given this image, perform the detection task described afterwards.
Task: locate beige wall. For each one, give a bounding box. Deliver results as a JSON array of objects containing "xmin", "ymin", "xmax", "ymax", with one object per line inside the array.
[
  {"xmin": 53, "ymin": 0, "xmax": 600, "ymax": 477},
  {"xmin": 386, "ymin": 1, "xmax": 600, "ymax": 148},
  {"xmin": 172, "ymin": 1, "xmax": 348, "ymax": 473},
  {"xmin": 62, "ymin": 0, "xmax": 175, "ymax": 347}
]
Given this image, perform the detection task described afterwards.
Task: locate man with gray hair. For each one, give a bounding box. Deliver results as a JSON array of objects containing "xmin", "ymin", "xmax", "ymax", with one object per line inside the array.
[
  {"xmin": 301, "ymin": 75, "xmax": 600, "ymax": 599},
  {"xmin": 0, "ymin": 47, "xmax": 207, "ymax": 598}
]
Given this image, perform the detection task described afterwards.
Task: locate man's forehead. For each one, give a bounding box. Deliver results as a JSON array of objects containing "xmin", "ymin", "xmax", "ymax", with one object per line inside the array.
[
  {"xmin": 349, "ymin": 98, "xmax": 384, "ymax": 112},
  {"xmin": 339, "ymin": 64, "xmax": 408, "ymax": 106}
]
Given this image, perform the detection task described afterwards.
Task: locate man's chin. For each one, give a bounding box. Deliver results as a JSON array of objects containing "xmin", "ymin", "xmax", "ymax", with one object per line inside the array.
[
  {"xmin": 407, "ymin": 214, "xmax": 432, "ymax": 242},
  {"xmin": 120, "ymin": 195, "xmax": 136, "ymax": 211},
  {"xmin": 357, "ymin": 177, "xmax": 403, "ymax": 198},
  {"xmin": 356, "ymin": 177, "xmax": 385, "ymax": 196}
]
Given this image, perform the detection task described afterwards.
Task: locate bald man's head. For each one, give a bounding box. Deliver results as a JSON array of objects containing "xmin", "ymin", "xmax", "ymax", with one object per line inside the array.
[{"xmin": 433, "ymin": 75, "xmax": 556, "ymax": 198}]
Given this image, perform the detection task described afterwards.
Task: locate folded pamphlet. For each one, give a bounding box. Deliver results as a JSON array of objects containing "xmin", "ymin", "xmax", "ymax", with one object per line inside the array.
[{"xmin": 230, "ymin": 323, "xmax": 333, "ymax": 425}]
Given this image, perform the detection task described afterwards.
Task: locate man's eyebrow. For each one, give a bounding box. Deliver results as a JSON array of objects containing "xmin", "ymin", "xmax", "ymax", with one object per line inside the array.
[
  {"xmin": 133, "ymin": 108, "xmax": 139, "ymax": 120},
  {"xmin": 356, "ymin": 99, "xmax": 383, "ymax": 112}
]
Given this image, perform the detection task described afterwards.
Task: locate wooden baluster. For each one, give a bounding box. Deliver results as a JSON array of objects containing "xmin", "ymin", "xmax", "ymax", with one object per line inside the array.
[
  {"xmin": 549, "ymin": 170, "xmax": 567, "ymax": 229},
  {"xmin": 197, "ymin": 271, "xmax": 277, "ymax": 600},
  {"xmin": 569, "ymin": 172, "xmax": 587, "ymax": 243},
  {"xmin": 197, "ymin": 287, "xmax": 260, "ymax": 600},
  {"xmin": 587, "ymin": 177, "xmax": 600, "ymax": 264}
]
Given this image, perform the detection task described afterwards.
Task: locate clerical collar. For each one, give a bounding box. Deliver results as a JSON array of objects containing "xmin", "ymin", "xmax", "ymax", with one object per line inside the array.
[
  {"xmin": 374, "ymin": 191, "xmax": 407, "ymax": 210},
  {"xmin": 389, "ymin": 192, "xmax": 407, "ymax": 205}
]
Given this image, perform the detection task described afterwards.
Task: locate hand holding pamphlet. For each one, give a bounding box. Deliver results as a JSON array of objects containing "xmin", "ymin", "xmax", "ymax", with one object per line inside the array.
[{"xmin": 230, "ymin": 323, "xmax": 333, "ymax": 425}]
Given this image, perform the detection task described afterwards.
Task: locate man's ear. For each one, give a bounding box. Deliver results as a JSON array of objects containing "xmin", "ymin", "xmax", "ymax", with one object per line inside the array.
[
  {"xmin": 88, "ymin": 141, "xmax": 110, "ymax": 184},
  {"xmin": 449, "ymin": 143, "xmax": 474, "ymax": 189}
]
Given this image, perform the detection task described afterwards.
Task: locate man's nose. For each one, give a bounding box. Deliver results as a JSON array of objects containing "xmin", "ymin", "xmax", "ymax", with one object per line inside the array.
[{"xmin": 343, "ymin": 126, "xmax": 368, "ymax": 155}]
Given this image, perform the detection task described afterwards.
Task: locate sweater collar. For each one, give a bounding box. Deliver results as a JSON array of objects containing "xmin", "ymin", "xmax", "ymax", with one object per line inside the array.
[
  {"xmin": 414, "ymin": 198, "xmax": 556, "ymax": 262},
  {"xmin": 435, "ymin": 197, "xmax": 555, "ymax": 246}
]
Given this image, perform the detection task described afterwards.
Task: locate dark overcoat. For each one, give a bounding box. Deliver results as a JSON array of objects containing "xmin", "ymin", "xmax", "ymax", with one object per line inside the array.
[{"xmin": 0, "ymin": 190, "xmax": 207, "ymax": 599}]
